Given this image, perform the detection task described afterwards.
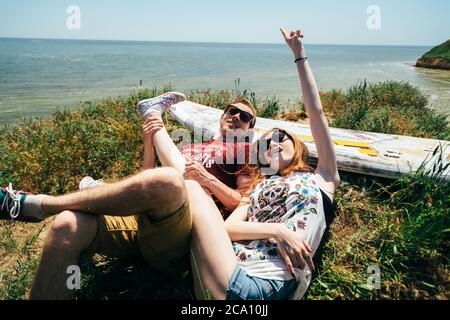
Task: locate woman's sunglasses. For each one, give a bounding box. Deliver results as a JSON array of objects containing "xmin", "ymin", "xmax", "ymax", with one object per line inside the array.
[
  {"xmin": 226, "ymin": 106, "xmax": 254, "ymax": 123},
  {"xmin": 260, "ymin": 130, "xmax": 289, "ymax": 153}
]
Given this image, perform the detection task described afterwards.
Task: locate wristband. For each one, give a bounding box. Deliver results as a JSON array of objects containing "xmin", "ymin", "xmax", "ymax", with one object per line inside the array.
[{"xmin": 295, "ymin": 57, "xmax": 307, "ymax": 63}]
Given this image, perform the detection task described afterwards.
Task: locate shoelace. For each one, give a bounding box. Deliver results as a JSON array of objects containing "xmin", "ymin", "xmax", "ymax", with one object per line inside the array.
[
  {"xmin": 1, "ymin": 183, "xmax": 23, "ymax": 219},
  {"xmin": 159, "ymin": 95, "xmax": 179, "ymax": 107}
]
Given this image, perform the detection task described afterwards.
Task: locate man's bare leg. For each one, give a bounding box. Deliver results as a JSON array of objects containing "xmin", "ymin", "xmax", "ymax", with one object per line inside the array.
[
  {"xmin": 41, "ymin": 167, "xmax": 186, "ymax": 221},
  {"xmin": 30, "ymin": 167, "xmax": 188, "ymax": 300},
  {"xmin": 29, "ymin": 211, "xmax": 97, "ymax": 300}
]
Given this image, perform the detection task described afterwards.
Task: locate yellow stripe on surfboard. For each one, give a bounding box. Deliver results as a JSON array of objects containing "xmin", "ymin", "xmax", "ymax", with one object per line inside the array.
[
  {"xmin": 299, "ymin": 137, "xmax": 379, "ymax": 156},
  {"xmin": 253, "ymin": 128, "xmax": 379, "ymax": 157},
  {"xmin": 358, "ymin": 149, "xmax": 379, "ymax": 156}
]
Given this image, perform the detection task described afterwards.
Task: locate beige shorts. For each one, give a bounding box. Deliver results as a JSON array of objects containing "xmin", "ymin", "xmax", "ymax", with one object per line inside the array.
[{"xmin": 83, "ymin": 199, "xmax": 192, "ymax": 275}]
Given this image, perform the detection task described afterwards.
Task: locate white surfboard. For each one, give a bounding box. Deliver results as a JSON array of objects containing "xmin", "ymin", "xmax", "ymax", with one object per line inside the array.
[{"xmin": 169, "ymin": 100, "xmax": 450, "ymax": 181}]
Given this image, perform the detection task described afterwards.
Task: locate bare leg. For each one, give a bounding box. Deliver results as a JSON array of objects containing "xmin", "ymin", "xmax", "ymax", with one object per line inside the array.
[
  {"xmin": 30, "ymin": 210, "xmax": 97, "ymax": 300},
  {"xmin": 185, "ymin": 180, "xmax": 237, "ymax": 300},
  {"xmin": 152, "ymin": 116, "xmax": 187, "ymax": 174},
  {"xmin": 31, "ymin": 169, "xmax": 188, "ymax": 300},
  {"xmin": 41, "ymin": 168, "xmax": 186, "ymax": 221}
]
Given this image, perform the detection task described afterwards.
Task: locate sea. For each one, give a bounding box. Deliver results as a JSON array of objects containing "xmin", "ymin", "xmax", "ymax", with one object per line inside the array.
[{"xmin": 0, "ymin": 37, "xmax": 449, "ymax": 122}]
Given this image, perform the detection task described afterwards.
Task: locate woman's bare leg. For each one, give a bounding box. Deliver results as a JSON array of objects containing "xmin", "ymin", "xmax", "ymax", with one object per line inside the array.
[
  {"xmin": 185, "ymin": 180, "xmax": 237, "ymax": 300},
  {"xmin": 152, "ymin": 115, "xmax": 187, "ymax": 174}
]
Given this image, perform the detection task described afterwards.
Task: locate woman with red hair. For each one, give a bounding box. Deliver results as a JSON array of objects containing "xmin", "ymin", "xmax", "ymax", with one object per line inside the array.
[{"xmin": 186, "ymin": 27, "xmax": 340, "ymax": 300}]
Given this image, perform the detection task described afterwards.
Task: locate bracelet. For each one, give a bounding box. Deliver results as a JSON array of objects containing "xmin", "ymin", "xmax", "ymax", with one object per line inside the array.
[{"xmin": 295, "ymin": 56, "xmax": 307, "ymax": 63}]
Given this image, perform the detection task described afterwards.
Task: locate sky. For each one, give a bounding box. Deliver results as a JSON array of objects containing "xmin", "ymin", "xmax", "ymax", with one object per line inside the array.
[{"xmin": 0, "ymin": 0, "xmax": 449, "ymax": 46}]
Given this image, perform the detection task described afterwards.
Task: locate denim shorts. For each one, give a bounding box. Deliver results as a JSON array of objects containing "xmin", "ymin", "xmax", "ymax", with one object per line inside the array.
[{"xmin": 226, "ymin": 265, "xmax": 298, "ymax": 300}]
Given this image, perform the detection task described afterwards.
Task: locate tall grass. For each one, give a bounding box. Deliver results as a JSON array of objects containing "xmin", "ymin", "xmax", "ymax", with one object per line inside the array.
[
  {"xmin": 0, "ymin": 86, "xmax": 178, "ymax": 194},
  {"xmin": 306, "ymin": 146, "xmax": 449, "ymax": 300},
  {"xmin": 321, "ymin": 80, "xmax": 450, "ymax": 140},
  {"xmin": 384, "ymin": 148, "xmax": 449, "ymax": 298}
]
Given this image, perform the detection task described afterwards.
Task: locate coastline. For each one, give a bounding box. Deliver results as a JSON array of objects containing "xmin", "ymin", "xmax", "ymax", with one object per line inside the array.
[
  {"xmin": 1, "ymin": 85, "xmax": 449, "ymax": 124},
  {"xmin": 2, "ymin": 39, "xmax": 449, "ymax": 122},
  {"xmin": 416, "ymin": 57, "xmax": 450, "ymax": 71},
  {"xmin": 415, "ymin": 39, "xmax": 450, "ymax": 71}
]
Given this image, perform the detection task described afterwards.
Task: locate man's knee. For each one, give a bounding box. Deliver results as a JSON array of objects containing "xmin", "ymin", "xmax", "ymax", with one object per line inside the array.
[
  {"xmin": 50, "ymin": 211, "xmax": 97, "ymax": 250},
  {"xmin": 139, "ymin": 168, "xmax": 187, "ymax": 211}
]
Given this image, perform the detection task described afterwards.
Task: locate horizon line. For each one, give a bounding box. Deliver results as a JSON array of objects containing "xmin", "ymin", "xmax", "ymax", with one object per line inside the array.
[{"xmin": 0, "ymin": 36, "xmax": 436, "ymax": 47}]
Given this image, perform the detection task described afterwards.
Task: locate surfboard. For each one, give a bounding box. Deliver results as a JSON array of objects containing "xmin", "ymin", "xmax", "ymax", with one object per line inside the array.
[{"xmin": 169, "ymin": 100, "xmax": 450, "ymax": 181}]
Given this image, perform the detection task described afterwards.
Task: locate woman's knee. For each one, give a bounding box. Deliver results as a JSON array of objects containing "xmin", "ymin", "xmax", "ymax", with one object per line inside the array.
[
  {"xmin": 184, "ymin": 180, "xmax": 209, "ymax": 200},
  {"xmin": 184, "ymin": 179, "xmax": 202, "ymax": 191},
  {"xmin": 50, "ymin": 211, "xmax": 97, "ymax": 249},
  {"xmin": 184, "ymin": 180, "xmax": 216, "ymax": 213}
]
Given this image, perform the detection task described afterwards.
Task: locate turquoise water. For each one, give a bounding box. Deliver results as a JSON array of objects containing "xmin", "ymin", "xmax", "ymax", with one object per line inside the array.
[{"xmin": 0, "ymin": 38, "xmax": 449, "ymax": 122}]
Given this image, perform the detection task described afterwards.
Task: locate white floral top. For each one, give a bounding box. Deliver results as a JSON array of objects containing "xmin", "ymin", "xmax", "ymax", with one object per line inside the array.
[{"xmin": 232, "ymin": 171, "xmax": 328, "ymax": 300}]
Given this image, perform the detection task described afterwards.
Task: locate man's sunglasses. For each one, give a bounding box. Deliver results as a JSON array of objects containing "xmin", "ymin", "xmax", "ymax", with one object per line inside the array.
[
  {"xmin": 226, "ymin": 106, "xmax": 254, "ymax": 123},
  {"xmin": 259, "ymin": 130, "xmax": 290, "ymax": 153}
]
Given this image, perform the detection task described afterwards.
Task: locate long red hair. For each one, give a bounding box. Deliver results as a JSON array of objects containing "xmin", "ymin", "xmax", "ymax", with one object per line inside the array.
[{"xmin": 243, "ymin": 128, "xmax": 313, "ymax": 196}]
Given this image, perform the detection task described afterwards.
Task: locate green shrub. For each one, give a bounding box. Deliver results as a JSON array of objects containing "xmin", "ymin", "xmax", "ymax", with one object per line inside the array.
[
  {"xmin": 259, "ymin": 97, "xmax": 280, "ymax": 118},
  {"xmin": 324, "ymin": 80, "xmax": 449, "ymax": 140}
]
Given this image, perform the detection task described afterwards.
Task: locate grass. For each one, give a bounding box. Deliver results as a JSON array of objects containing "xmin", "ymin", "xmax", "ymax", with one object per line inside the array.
[
  {"xmin": 0, "ymin": 81, "xmax": 449, "ymax": 300},
  {"xmin": 73, "ymin": 255, "xmax": 194, "ymax": 300},
  {"xmin": 306, "ymin": 152, "xmax": 449, "ymax": 300},
  {"xmin": 0, "ymin": 222, "xmax": 44, "ymax": 299},
  {"xmin": 422, "ymin": 40, "xmax": 450, "ymax": 60},
  {"xmin": 320, "ymin": 80, "xmax": 449, "ymax": 140}
]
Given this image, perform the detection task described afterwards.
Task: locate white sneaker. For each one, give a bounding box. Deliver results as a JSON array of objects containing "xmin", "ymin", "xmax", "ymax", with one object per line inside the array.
[
  {"xmin": 136, "ymin": 92, "xmax": 186, "ymax": 118},
  {"xmin": 79, "ymin": 176, "xmax": 105, "ymax": 191}
]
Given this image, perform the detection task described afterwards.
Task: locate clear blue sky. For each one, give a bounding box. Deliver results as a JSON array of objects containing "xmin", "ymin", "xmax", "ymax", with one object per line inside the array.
[{"xmin": 0, "ymin": 0, "xmax": 448, "ymax": 45}]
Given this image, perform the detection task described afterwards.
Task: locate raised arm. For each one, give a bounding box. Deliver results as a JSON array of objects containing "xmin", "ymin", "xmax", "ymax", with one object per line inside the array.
[{"xmin": 281, "ymin": 27, "xmax": 340, "ymax": 191}]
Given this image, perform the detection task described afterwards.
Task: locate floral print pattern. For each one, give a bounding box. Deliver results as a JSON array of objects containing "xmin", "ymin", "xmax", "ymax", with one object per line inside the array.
[{"xmin": 233, "ymin": 172, "xmax": 321, "ymax": 263}]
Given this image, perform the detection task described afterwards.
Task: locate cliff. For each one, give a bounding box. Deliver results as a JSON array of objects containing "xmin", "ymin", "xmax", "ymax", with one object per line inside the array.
[{"xmin": 416, "ymin": 40, "xmax": 450, "ymax": 70}]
